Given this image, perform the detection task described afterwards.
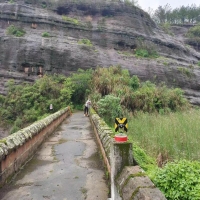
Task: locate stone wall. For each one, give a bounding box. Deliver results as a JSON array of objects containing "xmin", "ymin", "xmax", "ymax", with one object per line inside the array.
[
  {"xmin": 0, "ymin": 106, "xmax": 71, "ymax": 187},
  {"xmin": 116, "ymin": 166, "xmax": 166, "ymax": 200},
  {"xmin": 89, "ymin": 108, "xmax": 113, "ymax": 174},
  {"xmin": 89, "ymin": 108, "xmax": 167, "ymax": 200}
]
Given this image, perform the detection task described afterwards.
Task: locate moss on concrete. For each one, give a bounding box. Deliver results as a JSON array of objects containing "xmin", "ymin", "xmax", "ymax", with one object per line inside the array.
[{"xmin": 0, "ymin": 107, "xmax": 70, "ymax": 162}]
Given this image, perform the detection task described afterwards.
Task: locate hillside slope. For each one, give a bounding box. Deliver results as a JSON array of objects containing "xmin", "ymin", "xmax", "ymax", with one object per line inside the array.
[{"xmin": 0, "ymin": 0, "xmax": 200, "ymax": 104}]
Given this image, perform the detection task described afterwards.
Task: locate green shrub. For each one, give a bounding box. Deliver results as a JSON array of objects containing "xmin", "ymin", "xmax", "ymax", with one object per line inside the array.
[
  {"xmin": 62, "ymin": 15, "xmax": 79, "ymax": 25},
  {"xmin": 135, "ymin": 49, "xmax": 149, "ymax": 57},
  {"xmin": 154, "ymin": 160, "xmax": 200, "ymax": 200},
  {"xmin": 161, "ymin": 22, "xmax": 173, "ymax": 35},
  {"xmin": 41, "ymin": 2, "xmax": 47, "ymax": 8},
  {"xmin": 97, "ymin": 95, "xmax": 123, "ymax": 126},
  {"xmin": 187, "ymin": 25, "xmax": 200, "ymax": 38},
  {"xmin": 0, "ymin": 74, "xmax": 75, "ymax": 131},
  {"xmin": 90, "ymin": 66, "xmax": 188, "ymax": 113},
  {"xmin": 6, "ymin": 25, "xmax": 26, "ymax": 37},
  {"xmin": 177, "ymin": 67, "xmax": 192, "ymax": 77},
  {"xmin": 42, "ymin": 32, "xmax": 50, "ymax": 37},
  {"xmin": 10, "ymin": 125, "xmax": 20, "ymax": 134},
  {"xmin": 70, "ymin": 68, "xmax": 93, "ymax": 105},
  {"xmin": 135, "ymin": 48, "xmax": 158, "ymax": 58},
  {"xmin": 129, "ymin": 75, "xmax": 140, "ymax": 90},
  {"xmin": 78, "ymin": 39, "xmax": 93, "ymax": 46},
  {"xmin": 132, "ymin": 142, "xmax": 156, "ymax": 174}
]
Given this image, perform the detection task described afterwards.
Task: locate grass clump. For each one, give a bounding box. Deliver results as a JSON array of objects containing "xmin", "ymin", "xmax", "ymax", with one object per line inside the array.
[
  {"xmin": 160, "ymin": 22, "xmax": 173, "ymax": 35},
  {"xmin": 42, "ymin": 32, "xmax": 50, "ymax": 37},
  {"xmin": 134, "ymin": 48, "xmax": 159, "ymax": 58},
  {"xmin": 187, "ymin": 25, "xmax": 200, "ymax": 38},
  {"xmin": 128, "ymin": 109, "xmax": 200, "ymax": 161},
  {"xmin": 6, "ymin": 25, "xmax": 26, "ymax": 37},
  {"xmin": 177, "ymin": 67, "xmax": 192, "ymax": 77},
  {"xmin": 62, "ymin": 15, "xmax": 79, "ymax": 25},
  {"xmin": 78, "ymin": 39, "xmax": 93, "ymax": 46}
]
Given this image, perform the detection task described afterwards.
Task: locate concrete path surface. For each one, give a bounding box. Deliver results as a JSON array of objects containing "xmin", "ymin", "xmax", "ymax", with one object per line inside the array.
[{"xmin": 0, "ymin": 111, "xmax": 109, "ymax": 200}]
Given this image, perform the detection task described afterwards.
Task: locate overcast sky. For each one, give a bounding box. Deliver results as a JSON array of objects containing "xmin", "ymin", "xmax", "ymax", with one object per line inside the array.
[{"xmin": 138, "ymin": 0, "xmax": 200, "ymax": 11}]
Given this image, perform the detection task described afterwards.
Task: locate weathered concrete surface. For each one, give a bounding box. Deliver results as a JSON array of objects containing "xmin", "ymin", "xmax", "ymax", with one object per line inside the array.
[
  {"xmin": 116, "ymin": 166, "xmax": 166, "ymax": 200},
  {"xmin": 0, "ymin": 111, "xmax": 109, "ymax": 200}
]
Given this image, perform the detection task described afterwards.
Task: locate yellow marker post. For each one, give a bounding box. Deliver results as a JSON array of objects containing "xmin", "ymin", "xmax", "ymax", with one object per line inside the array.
[{"xmin": 114, "ymin": 118, "xmax": 128, "ymax": 142}]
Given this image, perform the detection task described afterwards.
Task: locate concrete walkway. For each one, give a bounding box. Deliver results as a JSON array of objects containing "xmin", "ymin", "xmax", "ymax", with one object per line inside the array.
[{"xmin": 0, "ymin": 111, "xmax": 109, "ymax": 200}]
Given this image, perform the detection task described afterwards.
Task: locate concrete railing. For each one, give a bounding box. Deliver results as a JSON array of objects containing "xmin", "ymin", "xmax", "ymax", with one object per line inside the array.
[
  {"xmin": 0, "ymin": 106, "xmax": 71, "ymax": 187},
  {"xmin": 89, "ymin": 108, "xmax": 167, "ymax": 200}
]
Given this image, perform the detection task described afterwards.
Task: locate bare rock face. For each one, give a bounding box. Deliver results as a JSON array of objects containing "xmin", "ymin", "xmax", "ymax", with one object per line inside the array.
[{"xmin": 0, "ymin": 0, "xmax": 200, "ymax": 104}]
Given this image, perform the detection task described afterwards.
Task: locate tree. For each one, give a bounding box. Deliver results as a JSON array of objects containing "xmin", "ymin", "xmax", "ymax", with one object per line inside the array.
[
  {"xmin": 178, "ymin": 6, "xmax": 188, "ymax": 24},
  {"xmin": 153, "ymin": 4, "xmax": 171, "ymax": 24}
]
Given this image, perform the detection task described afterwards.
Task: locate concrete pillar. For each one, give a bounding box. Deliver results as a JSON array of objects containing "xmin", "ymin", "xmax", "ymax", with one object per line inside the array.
[
  {"xmin": 113, "ymin": 142, "xmax": 134, "ymax": 177},
  {"xmin": 110, "ymin": 142, "xmax": 134, "ymax": 200}
]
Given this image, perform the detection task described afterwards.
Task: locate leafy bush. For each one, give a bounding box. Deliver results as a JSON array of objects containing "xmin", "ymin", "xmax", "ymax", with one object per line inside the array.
[
  {"xmin": 42, "ymin": 32, "xmax": 50, "ymax": 37},
  {"xmin": 97, "ymin": 95, "xmax": 123, "ymax": 126},
  {"xmin": 78, "ymin": 39, "xmax": 93, "ymax": 46},
  {"xmin": 0, "ymin": 74, "xmax": 74, "ymax": 133},
  {"xmin": 177, "ymin": 67, "xmax": 192, "ymax": 77},
  {"xmin": 187, "ymin": 25, "xmax": 200, "ymax": 38},
  {"xmin": 161, "ymin": 22, "xmax": 173, "ymax": 35},
  {"xmin": 132, "ymin": 142, "xmax": 157, "ymax": 175},
  {"xmin": 124, "ymin": 0, "xmax": 138, "ymax": 6},
  {"xmin": 70, "ymin": 68, "xmax": 93, "ymax": 105},
  {"xmin": 90, "ymin": 66, "xmax": 189, "ymax": 114},
  {"xmin": 62, "ymin": 15, "xmax": 79, "ymax": 25},
  {"xmin": 129, "ymin": 75, "xmax": 140, "ymax": 90},
  {"xmin": 10, "ymin": 125, "xmax": 20, "ymax": 134},
  {"xmin": 41, "ymin": 2, "xmax": 47, "ymax": 8},
  {"xmin": 135, "ymin": 49, "xmax": 149, "ymax": 57},
  {"xmin": 6, "ymin": 25, "xmax": 26, "ymax": 37},
  {"xmin": 153, "ymin": 160, "xmax": 200, "ymax": 200},
  {"xmin": 135, "ymin": 48, "xmax": 158, "ymax": 58}
]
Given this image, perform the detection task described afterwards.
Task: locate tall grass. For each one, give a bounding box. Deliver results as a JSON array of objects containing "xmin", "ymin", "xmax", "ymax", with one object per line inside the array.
[{"xmin": 128, "ymin": 109, "xmax": 200, "ymax": 161}]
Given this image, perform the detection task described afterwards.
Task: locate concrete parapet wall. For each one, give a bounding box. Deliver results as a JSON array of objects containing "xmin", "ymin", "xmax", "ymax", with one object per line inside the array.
[
  {"xmin": 0, "ymin": 107, "xmax": 71, "ymax": 187},
  {"xmin": 89, "ymin": 108, "xmax": 167, "ymax": 200},
  {"xmin": 90, "ymin": 108, "xmax": 112, "ymax": 174},
  {"xmin": 116, "ymin": 166, "xmax": 167, "ymax": 200}
]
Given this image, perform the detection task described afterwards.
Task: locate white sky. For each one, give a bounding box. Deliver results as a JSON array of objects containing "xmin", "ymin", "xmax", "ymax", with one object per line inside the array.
[{"xmin": 137, "ymin": 0, "xmax": 200, "ymax": 11}]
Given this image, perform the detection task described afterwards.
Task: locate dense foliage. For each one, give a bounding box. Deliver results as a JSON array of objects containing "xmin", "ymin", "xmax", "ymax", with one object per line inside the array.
[
  {"xmin": 0, "ymin": 69, "xmax": 93, "ymax": 133},
  {"xmin": 153, "ymin": 160, "xmax": 200, "ymax": 200},
  {"xmin": 187, "ymin": 25, "xmax": 200, "ymax": 37},
  {"xmin": 6, "ymin": 25, "xmax": 26, "ymax": 37},
  {"xmin": 1, "ymin": 66, "xmax": 197, "ymax": 199},
  {"xmin": 96, "ymin": 95, "xmax": 123, "ymax": 125},
  {"xmin": 87, "ymin": 66, "xmax": 200, "ymax": 199},
  {"xmin": 78, "ymin": 39, "xmax": 93, "ymax": 46},
  {"xmin": 70, "ymin": 68, "xmax": 93, "ymax": 106},
  {"xmin": 135, "ymin": 48, "xmax": 158, "ymax": 58},
  {"xmin": 89, "ymin": 66, "xmax": 189, "ymax": 125},
  {"xmin": 151, "ymin": 4, "xmax": 200, "ymax": 24},
  {"xmin": 0, "ymin": 75, "xmax": 73, "ymax": 133}
]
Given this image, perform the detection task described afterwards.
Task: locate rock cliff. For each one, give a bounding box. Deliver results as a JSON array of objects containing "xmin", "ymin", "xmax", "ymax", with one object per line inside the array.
[{"xmin": 0, "ymin": 0, "xmax": 200, "ymax": 104}]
